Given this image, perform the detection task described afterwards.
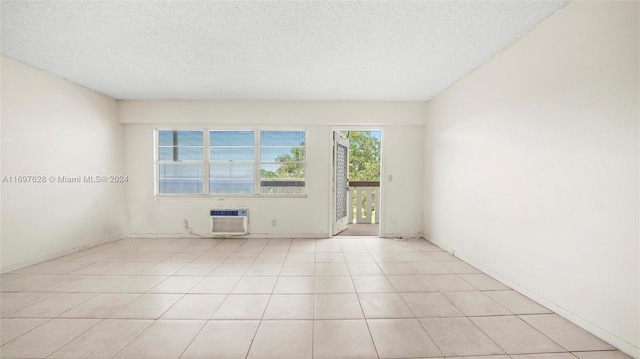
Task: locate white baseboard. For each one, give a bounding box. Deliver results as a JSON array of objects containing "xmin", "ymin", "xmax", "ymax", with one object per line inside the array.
[
  {"xmin": 1, "ymin": 232, "xmax": 126, "ymax": 273},
  {"xmin": 127, "ymin": 232, "xmax": 330, "ymax": 240},
  {"xmin": 381, "ymin": 232, "xmax": 423, "ymax": 240},
  {"xmin": 425, "ymin": 237, "xmax": 640, "ymax": 359}
]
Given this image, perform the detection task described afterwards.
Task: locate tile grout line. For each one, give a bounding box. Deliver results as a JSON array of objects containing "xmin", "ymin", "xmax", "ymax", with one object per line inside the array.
[
  {"xmin": 346, "ymin": 240, "xmax": 382, "ymax": 359},
  {"xmin": 109, "ymin": 316, "xmax": 158, "ymax": 358},
  {"xmin": 112, "ymin": 237, "xmax": 241, "ymax": 359},
  {"xmin": 384, "ymin": 245, "xmax": 446, "ymax": 359},
  {"xmin": 44, "ymin": 317, "xmax": 104, "ymax": 358},
  {"xmin": 63, "ymin": 238, "xmax": 218, "ymax": 359},
  {"xmin": 237, "ymin": 238, "xmax": 289, "ymax": 359},
  {"xmin": 0, "ymin": 317, "xmax": 54, "ymax": 348},
  {"xmin": 514, "ymin": 314, "xmax": 579, "ymax": 353},
  {"xmin": 176, "ymin": 318, "xmax": 208, "ymax": 359}
]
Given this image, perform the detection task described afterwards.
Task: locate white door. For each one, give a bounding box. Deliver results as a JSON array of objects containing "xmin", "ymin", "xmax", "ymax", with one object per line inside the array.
[{"xmin": 333, "ymin": 132, "xmax": 350, "ymax": 235}]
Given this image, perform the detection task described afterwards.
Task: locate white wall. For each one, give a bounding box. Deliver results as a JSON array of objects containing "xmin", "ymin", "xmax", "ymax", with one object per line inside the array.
[
  {"xmin": 382, "ymin": 126, "xmax": 424, "ymax": 237},
  {"xmin": 119, "ymin": 101, "xmax": 425, "ymax": 238},
  {"xmin": 1, "ymin": 56, "xmax": 128, "ymax": 271},
  {"xmin": 424, "ymin": 1, "xmax": 639, "ymax": 357},
  {"xmin": 118, "ymin": 101, "xmax": 427, "ymax": 126}
]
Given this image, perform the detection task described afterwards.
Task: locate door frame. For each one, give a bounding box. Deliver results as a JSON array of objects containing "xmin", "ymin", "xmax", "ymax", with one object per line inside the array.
[{"xmin": 329, "ymin": 127, "xmax": 384, "ymax": 237}]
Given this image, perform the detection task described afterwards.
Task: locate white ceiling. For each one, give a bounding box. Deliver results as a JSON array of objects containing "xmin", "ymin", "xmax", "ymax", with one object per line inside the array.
[{"xmin": 1, "ymin": 1, "xmax": 567, "ymax": 101}]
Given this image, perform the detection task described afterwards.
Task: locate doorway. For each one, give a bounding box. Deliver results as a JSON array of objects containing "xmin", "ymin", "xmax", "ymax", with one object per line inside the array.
[{"xmin": 332, "ymin": 130, "xmax": 382, "ymax": 237}]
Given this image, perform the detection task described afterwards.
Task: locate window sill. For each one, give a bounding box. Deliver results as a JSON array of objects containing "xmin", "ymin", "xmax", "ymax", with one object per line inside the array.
[{"xmin": 155, "ymin": 194, "xmax": 308, "ymax": 200}]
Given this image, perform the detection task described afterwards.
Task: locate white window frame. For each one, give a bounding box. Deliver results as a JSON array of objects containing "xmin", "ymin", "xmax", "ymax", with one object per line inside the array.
[
  {"xmin": 209, "ymin": 130, "xmax": 256, "ymax": 196},
  {"xmin": 259, "ymin": 130, "xmax": 307, "ymax": 195},
  {"xmin": 156, "ymin": 129, "xmax": 206, "ymax": 195},
  {"xmin": 154, "ymin": 128, "xmax": 307, "ymax": 199}
]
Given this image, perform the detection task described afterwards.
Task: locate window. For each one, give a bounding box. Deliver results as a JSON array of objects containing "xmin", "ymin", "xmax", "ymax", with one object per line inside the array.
[
  {"xmin": 157, "ymin": 130, "xmax": 204, "ymax": 194},
  {"xmin": 209, "ymin": 131, "xmax": 255, "ymax": 195},
  {"xmin": 260, "ymin": 131, "xmax": 306, "ymax": 194},
  {"xmin": 156, "ymin": 129, "xmax": 306, "ymax": 196}
]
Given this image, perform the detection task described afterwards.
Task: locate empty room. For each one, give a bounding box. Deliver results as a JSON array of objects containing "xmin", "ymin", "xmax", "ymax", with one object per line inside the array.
[{"xmin": 0, "ymin": 1, "xmax": 638, "ymax": 359}]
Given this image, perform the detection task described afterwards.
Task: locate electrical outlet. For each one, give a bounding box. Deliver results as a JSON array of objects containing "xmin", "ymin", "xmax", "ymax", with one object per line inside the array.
[{"xmin": 271, "ymin": 219, "xmax": 277, "ymax": 227}]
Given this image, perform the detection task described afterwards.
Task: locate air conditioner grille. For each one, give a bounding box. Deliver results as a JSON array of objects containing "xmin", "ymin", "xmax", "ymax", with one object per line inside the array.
[
  {"xmin": 212, "ymin": 217, "xmax": 246, "ymax": 234},
  {"xmin": 210, "ymin": 208, "xmax": 248, "ymax": 235}
]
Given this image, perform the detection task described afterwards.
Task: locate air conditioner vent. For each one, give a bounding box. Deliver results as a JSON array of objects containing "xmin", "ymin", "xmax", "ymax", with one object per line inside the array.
[{"xmin": 210, "ymin": 208, "xmax": 248, "ymax": 235}]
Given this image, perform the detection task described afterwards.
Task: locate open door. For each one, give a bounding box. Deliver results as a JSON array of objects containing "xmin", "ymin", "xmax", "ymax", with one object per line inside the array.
[{"xmin": 333, "ymin": 131, "xmax": 350, "ymax": 235}]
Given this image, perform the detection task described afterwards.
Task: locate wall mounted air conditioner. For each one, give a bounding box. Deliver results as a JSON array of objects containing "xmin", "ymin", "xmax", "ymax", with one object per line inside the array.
[{"xmin": 210, "ymin": 208, "xmax": 249, "ymax": 235}]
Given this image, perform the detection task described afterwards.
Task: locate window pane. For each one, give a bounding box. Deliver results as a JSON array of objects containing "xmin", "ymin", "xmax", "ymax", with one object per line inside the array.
[
  {"xmin": 158, "ymin": 131, "xmax": 174, "ymax": 146},
  {"xmin": 209, "ymin": 131, "xmax": 256, "ymax": 194},
  {"xmin": 159, "ymin": 179, "xmax": 203, "ymax": 194},
  {"xmin": 210, "ymin": 163, "xmax": 254, "ymax": 179},
  {"xmin": 159, "ymin": 163, "xmax": 203, "ymax": 179},
  {"xmin": 210, "ymin": 147, "xmax": 254, "ymax": 161},
  {"xmin": 260, "ymin": 146, "xmax": 305, "ymax": 162},
  {"xmin": 176, "ymin": 147, "xmax": 203, "ymax": 161},
  {"xmin": 260, "ymin": 163, "xmax": 305, "ymax": 180},
  {"xmin": 158, "ymin": 147, "xmax": 174, "ymax": 161},
  {"xmin": 177, "ymin": 131, "xmax": 204, "ymax": 145},
  {"xmin": 210, "ymin": 179, "xmax": 254, "ymax": 194},
  {"xmin": 210, "ymin": 131, "xmax": 254, "ymax": 146},
  {"xmin": 159, "ymin": 146, "xmax": 203, "ymax": 161},
  {"xmin": 158, "ymin": 130, "xmax": 203, "ymax": 146},
  {"xmin": 260, "ymin": 131, "xmax": 306, "ymax": 146}
]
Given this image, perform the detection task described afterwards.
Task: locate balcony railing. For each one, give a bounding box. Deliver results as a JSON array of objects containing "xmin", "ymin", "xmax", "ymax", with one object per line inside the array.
[
  {"xmin": 348, "ymin": 181, "xmax": 380, "ymax": 224},
  {"xmin": 260, "ymin": 180, "xmax": 305, "ymax": 194}
]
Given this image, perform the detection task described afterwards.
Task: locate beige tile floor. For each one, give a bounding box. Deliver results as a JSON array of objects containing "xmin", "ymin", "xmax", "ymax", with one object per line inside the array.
[{"xmin": 0, "ymin": 237, "xmax": 631, "ymax": 359}]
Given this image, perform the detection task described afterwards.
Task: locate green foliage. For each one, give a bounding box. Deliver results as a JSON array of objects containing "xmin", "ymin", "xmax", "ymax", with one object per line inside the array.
[
  {"xmin": 259, "ymin": 131, "xmax": 380, "ymax": 183},
  {"xmin": 260, "ymin": 169, "xmax": 277, "ymax": 179},
  {"xmin": 260, "ymin": 144, "xmax": 306, "ymax": 180},
  {"xmin": 343, "ymin": 131, "xmax": 380, "ymax": 181},
  {"xmin": 342, "ymin": 131, "xmax": 380, "ymax": 219}
]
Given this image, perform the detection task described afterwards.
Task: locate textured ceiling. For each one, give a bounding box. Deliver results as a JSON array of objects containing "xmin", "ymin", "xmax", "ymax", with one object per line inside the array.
[{"xmin": 1, "ymin": 1, "xmax": 567, "ymax": 101}]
